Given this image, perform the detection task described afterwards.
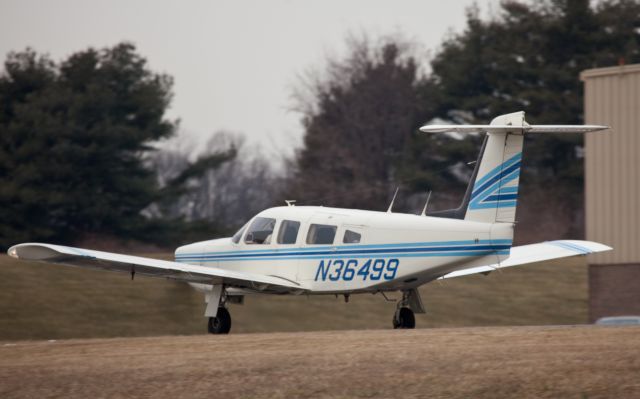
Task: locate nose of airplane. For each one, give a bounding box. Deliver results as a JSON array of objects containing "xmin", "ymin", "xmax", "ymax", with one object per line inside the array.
[
  {"xmin": 174, "ymin": 242, "xmax": 206, "ymax": 260},
  {"xmin": 174, "ymin": 237, "xmax": 234, "ymax": 263}
]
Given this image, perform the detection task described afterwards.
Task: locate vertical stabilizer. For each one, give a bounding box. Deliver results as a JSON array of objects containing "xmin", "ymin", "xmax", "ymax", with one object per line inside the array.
[
  {"xmin": 465, "ymin": 112, "xmax": 525, "ymax": 224},
  {"xmin": 420, "ymin": 111, "xmax": 607, "ymax": 224}
]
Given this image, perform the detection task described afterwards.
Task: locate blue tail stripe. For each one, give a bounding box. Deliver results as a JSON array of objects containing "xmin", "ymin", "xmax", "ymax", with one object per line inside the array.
[
  {"xmin": 471, "ymin": 161, "xmax": 522, "ymax": 200},
  {"xmin": 472, "ymin": 168, "xmax": 520, "ymax": 202},
  {"xmin": 469, "ymin": 168, "xmax": 520, "ymax": 210},
  {"xmin": 498, "ymin": 186, "xmax": 518, "ymax": 194},
  {"xmin": 473, "ymin": 153, "xmax": 522, "ymax": 189},
  {"xmin": 469, "ymin": 200, "xmax": 517, "ymax": 210},
  {"xmin": 484, "ymin": 193, "xmax": 518, "ymax": 202}
]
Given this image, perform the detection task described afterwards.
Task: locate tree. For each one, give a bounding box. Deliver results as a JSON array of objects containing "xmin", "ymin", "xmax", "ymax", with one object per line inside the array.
[
  {"xmin": 291, "ymin": 37, "xmax": 434, "ymax": 210},
  {"xmin": 425, "ymin": 0, "xmax": 640, "ymax": 238},
  {"xmin": 428, "ymin": 0, "xmax": 640, "ymax": 185},
  {"xmin": 0, "ymin": 43, "xmax": 177, "ymax": 248},
  {"xmin": 148, "ymin": 132, "xmax": 284, "ymax": 231},
  {"xmin": 291, "ymin": 0, "xmax": 640, "ymax": 240}
]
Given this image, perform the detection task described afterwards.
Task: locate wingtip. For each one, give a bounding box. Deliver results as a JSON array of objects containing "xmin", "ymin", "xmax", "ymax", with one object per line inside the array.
[
  {"xmin": 419, "ymin": 125, "xmax": 437, "ymax": 133},
  {"xmin": 5, "ymin": 243, "xmax": 68, "ymax": 261},
  {"xmin": 590, "ymin": 125, "xmax": 610, "ymax": 132},
  {"xmin": 7, "ymin": 245, "xmax": 18, "ymax": 259},
  {"xmin": 560, "ymin": 240, "xmax": 613, "ymax": 254}
]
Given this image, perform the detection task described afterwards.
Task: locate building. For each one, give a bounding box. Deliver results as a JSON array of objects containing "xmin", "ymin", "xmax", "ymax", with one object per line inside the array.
[{"xmin": 581, "ymin": 64, "xmax": 640, "ymax": 322}]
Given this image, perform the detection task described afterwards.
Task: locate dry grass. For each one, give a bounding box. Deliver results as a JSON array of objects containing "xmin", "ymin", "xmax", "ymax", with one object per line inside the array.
[
  {"xmin": 0, "ymin": 254, "xmax": 588, "ymax": 340},
  {"xmin": 1, "ymin": 326, "xmax": 639, "ymax": 398}
]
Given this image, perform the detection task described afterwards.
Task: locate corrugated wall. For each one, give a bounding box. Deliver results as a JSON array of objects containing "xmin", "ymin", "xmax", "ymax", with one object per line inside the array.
[{"xmin": 582, "ymin": 64, "xmax": 640, "ymax": 264}]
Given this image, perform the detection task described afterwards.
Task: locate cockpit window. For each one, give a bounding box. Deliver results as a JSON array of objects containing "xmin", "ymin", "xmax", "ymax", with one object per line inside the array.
[
  {"xmin": 231, "ymin": 221, "xmax": 249, "ymax": 244},
  {"xmin": 277, "ymin": 220, "xmax": 300, "ymax": 244},
  {"xmin": 306, "ymin": 224, "xmax": 337, "ymax": 245},
  {"xmin": 343, "ymin": 230, "xmax": 361, "ymax": 244},
  {"xmin": 245, "ymin": 217, "xmax": 276, "ymax": 244}
]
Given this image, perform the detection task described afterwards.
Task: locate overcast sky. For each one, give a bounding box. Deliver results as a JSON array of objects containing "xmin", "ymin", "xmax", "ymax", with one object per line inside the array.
[{"xmin": 0, "ymin": 0, "xmax": 498, "ymax": 156}]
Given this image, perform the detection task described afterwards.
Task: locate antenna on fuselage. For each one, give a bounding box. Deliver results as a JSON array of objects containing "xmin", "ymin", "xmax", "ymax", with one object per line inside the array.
[
  {"xmin": 420, "ymin": 191, "xmax": 432, "ymax": 217},
  {"xmin": 285, "ymin": 200, "xmax": 296, "ymax": 207},
  {"xmin": 386, "ymin": 187, "xmax": 400, "ymax": 213}
]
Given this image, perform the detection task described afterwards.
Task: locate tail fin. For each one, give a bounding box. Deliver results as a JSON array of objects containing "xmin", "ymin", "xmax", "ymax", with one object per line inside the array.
[
  {"xmin": 420, "ymin": 111, "xmax": 608, "ymax": 224},
  {"xmin": 465, "ymin": 111, "xmax": 524, "ymax": 223}
]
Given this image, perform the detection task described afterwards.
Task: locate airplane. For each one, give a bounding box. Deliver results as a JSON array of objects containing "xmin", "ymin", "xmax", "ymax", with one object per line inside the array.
[{"xmin": 7, "ymin": 111, "xmax": 612, "ymax": 334}]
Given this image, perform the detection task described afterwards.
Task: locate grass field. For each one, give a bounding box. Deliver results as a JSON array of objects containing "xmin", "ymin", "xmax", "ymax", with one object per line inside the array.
[
  {"xmin": 0, "ymin": 253, "xmax": 589, "ymax": 340},
  {"xmin": 1, "ymin": 326, "xmax": 639, "ymax": 398}
]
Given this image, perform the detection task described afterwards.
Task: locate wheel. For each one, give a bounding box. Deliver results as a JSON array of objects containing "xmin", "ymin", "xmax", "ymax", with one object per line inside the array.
[
  {"xmin": 399, "ymin": 307, "xmax": 416, "ymax": 329},
  {"xmin": 393, "ymin": 307, "xmax": 415, "ymax": 329},
  {"xmin": 207, "ymin": 307, "xmax": 232, "ymax": 334}
]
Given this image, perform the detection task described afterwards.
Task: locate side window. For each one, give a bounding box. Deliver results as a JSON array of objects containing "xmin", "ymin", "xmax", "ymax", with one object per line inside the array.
[
  {"xmin": 277, "ymin": 220, "xmax": 300, "ymax": 244},
  {"xmin": 343, "ymin": 229, "xmax": 361, "ymax": 244},
  {"xmin": 231, "ymin": 221, "xmax": 249, "ymax": 244},
  {"xmin": 306, "ymin": 224, "xmax": 337, "ymax": 245},
  {"xmin": 244, "ymin": 217, "xmax": 276, "ymax": 244}
]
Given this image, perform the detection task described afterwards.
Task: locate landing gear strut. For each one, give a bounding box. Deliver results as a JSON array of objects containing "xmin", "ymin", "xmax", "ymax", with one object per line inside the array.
[
  {"xmin": 392, "ymin": 289, "xmax": 424, "ymax": 329},
  {"xmin": 205, "ymin": 285, "xmax": 232, "ymax": 334}
]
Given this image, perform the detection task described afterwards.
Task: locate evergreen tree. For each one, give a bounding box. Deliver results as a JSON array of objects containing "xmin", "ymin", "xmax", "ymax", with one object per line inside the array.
[
  {"xmin": 427, "ymin": 0, "xmax": 640, "ymax": 189},
  {"xmin": 0, "ymin": 43, "xmax": 177, "ymax": 248}
]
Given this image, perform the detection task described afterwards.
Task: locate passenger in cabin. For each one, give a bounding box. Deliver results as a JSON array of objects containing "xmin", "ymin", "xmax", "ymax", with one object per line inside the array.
[{"xmin": 245, "ymin": 217, "xmax": 276, "ymax": 244}]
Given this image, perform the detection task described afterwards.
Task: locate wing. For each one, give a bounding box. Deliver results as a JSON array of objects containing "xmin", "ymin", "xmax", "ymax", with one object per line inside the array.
[
  {"xmin": 7, "ymin": 243, "xmax": 306, "ymax": 293},
  {"xmin": 441, "ymin": 240, "xmax": 611, "ymax": 279}
]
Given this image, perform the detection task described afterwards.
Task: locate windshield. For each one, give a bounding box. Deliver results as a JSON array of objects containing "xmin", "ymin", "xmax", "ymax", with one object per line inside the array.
[
  {"xmin": 245, "ymin": 217, "xmax": 276, "ymax": 244},
  {"xmin": 231, "ymin": 221, "xmax": 249, "ymax": 244}
]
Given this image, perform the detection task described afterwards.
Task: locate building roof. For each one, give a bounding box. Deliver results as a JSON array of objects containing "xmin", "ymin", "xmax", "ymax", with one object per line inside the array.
[{"xmin": 581, "ymin": 64, "xmax": 640, "ymax": 80}]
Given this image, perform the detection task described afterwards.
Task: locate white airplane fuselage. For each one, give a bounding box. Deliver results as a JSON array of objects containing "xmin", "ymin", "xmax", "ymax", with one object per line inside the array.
[{"xmin": 175, "ymin": 206, "xmax": 514, "ymax": 294}]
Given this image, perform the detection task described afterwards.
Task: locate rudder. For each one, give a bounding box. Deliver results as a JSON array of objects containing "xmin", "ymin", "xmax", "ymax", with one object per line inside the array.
[{"xmin": 465, "ymin": 112, "xmax": 525, "ymax": 224}]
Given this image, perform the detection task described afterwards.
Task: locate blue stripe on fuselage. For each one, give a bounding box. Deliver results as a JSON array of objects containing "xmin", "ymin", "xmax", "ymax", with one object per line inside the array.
[
  {"xmin": 175, "ymin": 240, "xmax": 512, "ymax": 262},
  {"xmin": 176, "ymin": 249, "xmax": 511, "ymax": 263},
  {"xmin": 177, "ymin": 244, "xmax": 511, "ymax": 260},
  {"xmin": 174, "ymin": 239, "xmax": 514, "ymax": 259}
]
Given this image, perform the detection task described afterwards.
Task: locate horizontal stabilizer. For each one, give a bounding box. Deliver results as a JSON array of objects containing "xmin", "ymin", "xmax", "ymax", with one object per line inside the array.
[
  {"xmin": 7, "ymin": 243, "xmax": 306, "ymax": 293},
  {"xmin": 441, "ymin": 240, "xmax": 612, "ymax": 279},
  {"xmin": 420, "ymin": 124, "xmax": 608, "ymax": 134}
]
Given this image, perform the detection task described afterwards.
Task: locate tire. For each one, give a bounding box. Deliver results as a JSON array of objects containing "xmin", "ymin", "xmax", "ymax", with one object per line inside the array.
[
  {"xmin": 396, "ymin": 307, "xmax": 415, "ymax": 329},
  {"xmin": 207, "ymin": 307, "xmax": 232, "ymax": 334}
]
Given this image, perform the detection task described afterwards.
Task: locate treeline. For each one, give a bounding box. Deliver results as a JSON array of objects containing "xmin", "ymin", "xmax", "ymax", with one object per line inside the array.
[
  {"xmin": 288, "ymin": 0, "xmax": 640, "ymax": 242},
  {"xmin": 1, "ymin": 0, "xmax": 639, "ymax": 250}
]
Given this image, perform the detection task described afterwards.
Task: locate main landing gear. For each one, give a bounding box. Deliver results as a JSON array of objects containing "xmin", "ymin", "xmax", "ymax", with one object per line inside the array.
[
  {"xmin": 393, "ymin": 306, "xmax": 415, "ymax": 329},
  {"xmin": 392, "ymin": 289, "xmax": 425, "ymax": 329},
  {"xmin": 205, "ymin": 285, "xmax": 232, "ymax": 335},
  {"xmin": 208, "ymin": 307, "xmax": 231, "ymax": 334}
]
